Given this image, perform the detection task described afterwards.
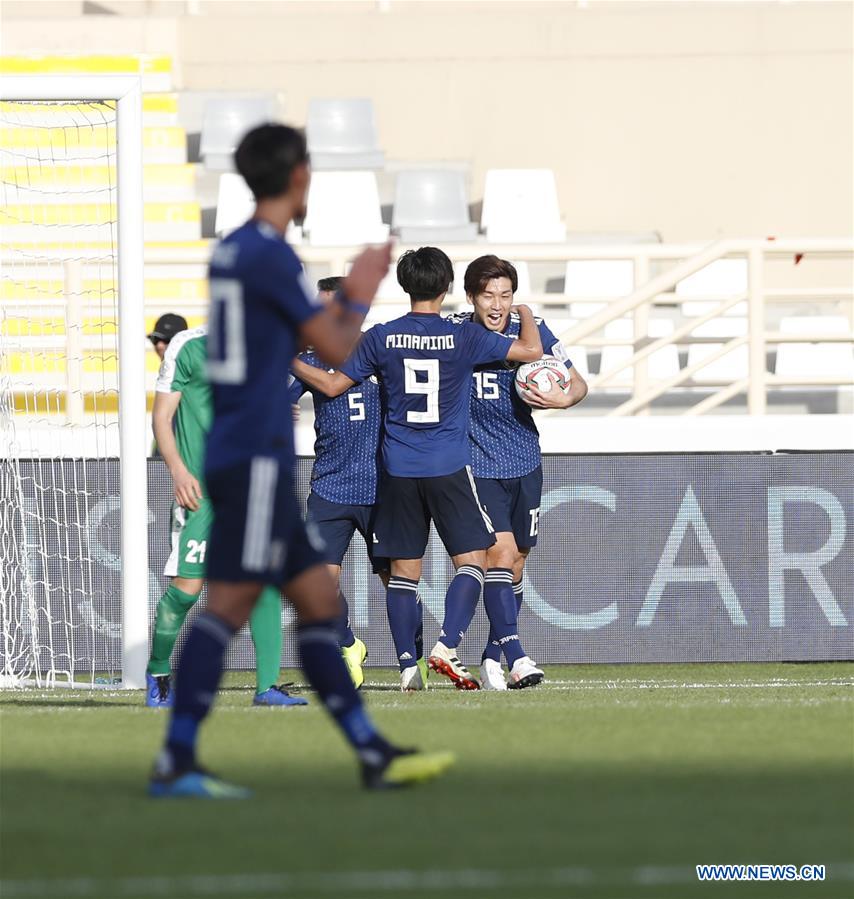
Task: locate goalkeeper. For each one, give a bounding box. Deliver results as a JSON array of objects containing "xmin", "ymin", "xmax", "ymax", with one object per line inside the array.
[{"xmin": 146, "ymin": 323, "xmax": 304, "ymax": 708}]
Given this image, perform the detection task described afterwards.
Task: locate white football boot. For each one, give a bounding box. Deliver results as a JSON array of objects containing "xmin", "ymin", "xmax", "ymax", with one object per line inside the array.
[
  {"xmin": 508, "ymin": 656, "xmax": 545, "ymax": 689},
  {"xmin": 479, "ymin": 659, "xmax": 508, "ymax": 691},
  {"xmin": 400, "ymin": 664, "xmax": 427, "ymax": 692},
  {"xmin": 427, "ymin": 641, "xmax": 480, "ymax": 690}
]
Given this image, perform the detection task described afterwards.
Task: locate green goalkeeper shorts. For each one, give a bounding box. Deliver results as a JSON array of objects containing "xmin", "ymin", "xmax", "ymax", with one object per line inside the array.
[{"xmin": 163, "ymin": 497, "xmax": 213, "ymax": 579}]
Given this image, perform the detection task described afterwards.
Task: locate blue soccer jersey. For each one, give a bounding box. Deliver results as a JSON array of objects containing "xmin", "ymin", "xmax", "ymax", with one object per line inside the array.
[
  {"xmin": 448, "ymin": 312, "xmax": 573, "ymax": 479},
  {"xmin": 340, "ymin": 312, "xmax": 512, "ymax": 478},
  {"xmin": 205, "ymin": 219, "xmax": 323, "ymax": 472},
  {"xmin": 290, "ymin": 351, "xmax": 382, "ymax": 505}
]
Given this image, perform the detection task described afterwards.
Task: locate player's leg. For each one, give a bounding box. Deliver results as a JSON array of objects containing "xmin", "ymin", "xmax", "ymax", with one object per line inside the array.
[
  {"xmin": 284, "ymin": 516, "xmax": 452, "ymax": 787},
  {"xmin": 503, "ymin": 467, "xmax": 544, "ymax": 689},
  {"xmin": 425, "ymin": 468, "xmax": 496, "ymax": 690},
  {"xmin": 150, "ymin": 459, "xmax": 278, "ymax": 797},
  {"xmin": 249, "ymin": 585, "xmax": 304, "ymax": 706},
  {"xmin": 146, "ymin": 500, "xmax": 211, "ymax": 707},
  {"xmin": 373, "ymin": 476, "xmax": 430, "ymax": 688}
]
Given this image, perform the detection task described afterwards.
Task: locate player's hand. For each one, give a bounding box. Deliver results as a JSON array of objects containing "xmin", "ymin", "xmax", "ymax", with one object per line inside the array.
[
  {"xmin": 511, "ymin": 303, "xmax": 533, "ymax": 317},
  {"xmin": 344, "ymin": 241, "xmax": 393, "ymax": 304},
  {"xmin": 172, "ymin": 466, "xmax": 203, "ymax": 511},
  {"xmin": 524, "ymin": 382, "xmax": 572, "ymax": 409}
]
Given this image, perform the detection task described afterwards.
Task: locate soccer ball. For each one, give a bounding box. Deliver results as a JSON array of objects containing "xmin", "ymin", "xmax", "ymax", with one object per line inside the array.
[{"xmin": 514, "ymin": 357, "xmax": 571, "ymax": 404}]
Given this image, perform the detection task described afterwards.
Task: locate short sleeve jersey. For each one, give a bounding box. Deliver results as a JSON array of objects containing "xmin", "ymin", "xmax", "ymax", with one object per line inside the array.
[
  {"xmin": 448, "ymin": 312, "xmax": 573, "ymax": 479},
  {"xmin": 290, "ymin": 351, "xmax": 382, "ymax": 505},
  {"xmin": 340, "ymin": 312, "xmax": 512, "ymax": 478},
  {"xmin": 205, "ymin": 220, "xmax": 323, "ymax": 473},
  {"xmin": 154, "ymin": 326, "xmax": 211, "ymax": 481}
]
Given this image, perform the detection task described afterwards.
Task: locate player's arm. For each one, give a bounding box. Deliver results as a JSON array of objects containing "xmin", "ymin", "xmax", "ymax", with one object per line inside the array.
[
  {"xmin": 505, "ymin": 304, "xmax": 543, "ymax": 363},
  {"xmin": 291, "ymin": 358, "xmax": 356, "ymax": 398},
  {"xmin": 152, "ymin": 391, "xmax": 203, "ymax": 511},
  {"xmin": 299, "ymin": 243, "xmax": 392, "ymax": 366}
]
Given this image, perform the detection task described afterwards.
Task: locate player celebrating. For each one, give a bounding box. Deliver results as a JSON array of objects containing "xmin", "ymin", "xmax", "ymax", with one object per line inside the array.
[
  {"xmin": 453, "ymin": 255, "xmax": 587, "ymax": 689},
  {"xmin": 149, "ymin": 124, "xmax": 453, "ymax": 798},
  {"xmin": 291, "ymin": 247, "xmax": 543, "ymax": 691},
  {"xmin": 147, "ymin": 323, "xmax": 303, "ymax": 708}
]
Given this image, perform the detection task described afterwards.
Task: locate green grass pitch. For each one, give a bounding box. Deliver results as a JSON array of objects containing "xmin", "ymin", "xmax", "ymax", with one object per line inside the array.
[{"xmin": 1, "ymin": 663, "xmax": 852, "ymax": 899}]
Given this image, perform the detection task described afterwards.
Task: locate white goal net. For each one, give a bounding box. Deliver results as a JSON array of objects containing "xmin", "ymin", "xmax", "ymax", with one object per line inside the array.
[{"xmin": 1, "ymin": 79, "xmax": 148, "ymax": 688}]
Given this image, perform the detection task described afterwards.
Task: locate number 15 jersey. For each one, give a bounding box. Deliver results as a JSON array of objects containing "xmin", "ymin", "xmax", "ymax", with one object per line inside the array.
[{"xmin": 340, "ymin": 311, "xmax": 512, "ymax": 478}]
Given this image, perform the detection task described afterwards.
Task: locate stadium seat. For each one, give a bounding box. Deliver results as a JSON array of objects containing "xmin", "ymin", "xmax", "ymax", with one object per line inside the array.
[
  {"xmin": 392, "ymin": 171, "xmax": 477, "ymax": 243},
  {"xmin": 304, "ymin": 172, "xmax": 389, "ymax": 245},
  {"xmin": 564, "ymin": 260, "xmax": 634, "ymax": 320},
  {"xmin": 481, "ymin": 169, "xmax": 566, "ymax": 243},
  {"xmin": 686, "ymin": 317, "xmax": 749, "ymax": 382},
  {"xmin": 677, "ymin": 259, "xmax": 748, "ymax": 318},
  {"xmin": 214, "ymin": 172, "xmax": 302, "ymax": 241},
  {"xmin": 200, "ymin": 95, "xmax": 276, "ymax": 171},
  {"xmin": 775, "ymin": 316, "xmax": 854, "ymax": 380},
  {"xmin": 306, "ymin": 98, "xmax": 385, "ymax": 170}
]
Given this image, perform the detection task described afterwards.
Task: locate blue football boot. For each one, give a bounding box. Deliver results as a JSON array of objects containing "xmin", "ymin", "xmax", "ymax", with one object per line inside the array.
[
  {"xmin": 145, "ymin": 673, "xmax": 173, "ymax": 708},
  {"xmin": 252, "ymin": 684, "xmax": 309, "ymax": 707},
  {"xmin": 149, "ymin": 767, "xmax": 251, "ymax": 799}
]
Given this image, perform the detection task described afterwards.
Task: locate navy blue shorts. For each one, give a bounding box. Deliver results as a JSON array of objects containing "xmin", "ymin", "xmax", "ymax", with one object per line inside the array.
[
  {"xmin": 373, "ymin": 466, "xmax": 496, "ymax": 560},
  {"xmin": 306, "ymin": 491, "xmax": 388, "ymax": 574},
  {"xmin": 206, "ymin": 457, "xmax": 326, "ymax": 585},
  {"xmin": 475, "ymin": 466, "xmax": 543, "ymax": 549}
]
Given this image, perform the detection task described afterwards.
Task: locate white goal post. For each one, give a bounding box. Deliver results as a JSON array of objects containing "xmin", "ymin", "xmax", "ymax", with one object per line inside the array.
[{"xmin": 0, "ymin": 76, "xmax": 148, "ymax": 689}]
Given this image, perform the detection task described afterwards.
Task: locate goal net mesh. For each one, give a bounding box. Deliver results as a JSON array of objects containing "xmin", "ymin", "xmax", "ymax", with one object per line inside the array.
[{"xmin": 1, "ymin": 99, "xmax": 123, "ymax": 686}]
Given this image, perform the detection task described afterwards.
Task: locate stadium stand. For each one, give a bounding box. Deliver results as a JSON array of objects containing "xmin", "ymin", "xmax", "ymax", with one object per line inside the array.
[
  {"xmin": 303, "ymin": 171, "xmax": 390, "ymax": 246},
  {"xmin": 200, "ymin": 94, "xmax": 276, "ymax": 170},
  {"xmin": 481, "ymin": 169, "xmax": 567, "ymax": 243},
  {"xmin": 392, "ymin": 170, "xmax": 478, "ymax": 243}
]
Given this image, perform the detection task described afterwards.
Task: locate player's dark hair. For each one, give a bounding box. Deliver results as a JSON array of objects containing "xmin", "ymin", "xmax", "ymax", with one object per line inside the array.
[
  {"xmin": 317, "ymin": 276, "xmax": 344, "ymax": 293},
  {"xmin": 396, "ymin": 247, "xmax": 454, "ymax": 302},
  {"xmin": 234, "ymin": 124, "xmax": 309, "ymax": 200},
  {"xmin": 464, "ymin": 255, "xmax": 518, "ymax": 297}
]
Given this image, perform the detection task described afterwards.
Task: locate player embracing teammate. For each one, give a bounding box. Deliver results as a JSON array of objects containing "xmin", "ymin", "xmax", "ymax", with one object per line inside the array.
[{"xmin": 450, "ymin": 256, "xmax": 588, "ymax": 689}]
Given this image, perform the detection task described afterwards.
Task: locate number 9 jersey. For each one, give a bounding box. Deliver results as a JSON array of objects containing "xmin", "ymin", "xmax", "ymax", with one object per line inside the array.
[{"xmin": 340, "ymin": 311, "xmax": 513, "ymax": 478}]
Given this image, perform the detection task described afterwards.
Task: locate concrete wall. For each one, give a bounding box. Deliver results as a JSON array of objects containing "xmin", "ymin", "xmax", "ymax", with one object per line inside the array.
[{"xmin": 2, "ymin": 0, "xmax": 852, "ymax": 241}]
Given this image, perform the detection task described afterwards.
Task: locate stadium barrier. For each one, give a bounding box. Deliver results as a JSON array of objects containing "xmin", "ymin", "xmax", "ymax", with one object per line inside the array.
[{"xmin": 6, "ymin": 453, "xmax": 852, "ymax": 676}]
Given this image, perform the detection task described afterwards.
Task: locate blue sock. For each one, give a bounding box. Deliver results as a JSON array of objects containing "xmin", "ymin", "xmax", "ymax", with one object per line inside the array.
[
  {"xmin": 386, "ymin": 577, "xmax": 420, "ymax": 670},
  {"xmin": 298, "ymin": 620, "xmax": 391, "ymax": 759},
  {"xmin": 414, "ymin": 594, "xmax": 424, "ymax": 660},
  {"xmin": 439, "ymin": 565, "xmax": 484, "ymax": 650},
  {"xmin": 514, "ymin": 578, "xmax": 524, "ymax": 615},
  {"xmin": 166, "ymin": 611, "xmax": 236, "ymax": 772},
  {"xmin": 337, "ymin": 591, "xmax": 356, "ymax": 648},
  {"xmin": 483, "ymin": 568, "xmax": 524, "ymax": 668}
]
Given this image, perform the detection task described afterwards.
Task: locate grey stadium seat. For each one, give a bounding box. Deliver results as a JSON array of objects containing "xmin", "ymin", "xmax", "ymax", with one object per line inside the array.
[
  {"xmin": 200, "ymin": 95, "xmax": 277, "ymax": 170},
  {"xmin": 392, "ymin": 171, "xmax": 478, "ymax": 243},
  {"xmin": 306, "ymin": 98, "xmax": 385, "ymax": 170}
]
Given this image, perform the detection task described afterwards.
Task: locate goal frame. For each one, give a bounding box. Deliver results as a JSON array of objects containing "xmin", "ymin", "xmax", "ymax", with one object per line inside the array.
[{"xmin": 0, "ymin": 75, "xmax": 148, "ymax": 689}]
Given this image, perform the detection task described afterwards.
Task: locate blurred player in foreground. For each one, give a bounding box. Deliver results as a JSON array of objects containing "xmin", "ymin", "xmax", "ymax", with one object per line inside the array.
[
  {"xmin": 292, "ymin": 247, "xmax": 542, "ymax": 691},
  {"xmin": 451, "ymin": 256, "xmax": 588, "ymax": 690},
  {"xmin": 149, "ymin": 125, "xmax": 454, "ymax": 798},
  {"xmin": 147, "ymin": 323, "xmax": 302, "ymax": 708}
]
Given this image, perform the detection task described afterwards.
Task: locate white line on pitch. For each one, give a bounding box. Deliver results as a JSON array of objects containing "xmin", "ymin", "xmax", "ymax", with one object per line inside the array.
[{"xmin": 4, "ymin": 864, "xmax": 853, "ymax": 897}]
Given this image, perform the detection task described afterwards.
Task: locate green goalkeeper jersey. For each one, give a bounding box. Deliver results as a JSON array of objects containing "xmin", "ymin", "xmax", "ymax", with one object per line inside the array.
[{"xmin": 154, "ymin": 325, "xmax": 211, "ymax": 481}]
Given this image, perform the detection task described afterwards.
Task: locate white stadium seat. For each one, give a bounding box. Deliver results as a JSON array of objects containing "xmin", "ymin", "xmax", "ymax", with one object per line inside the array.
[
  {"xmin": 392, "ymin": 171, "xmax": 477, "ymax": 243},
  {"xmin": 481, "ymin": 169, "xmax": 566, "ymax": 243},
  {"xmin": 306, "ymin": 98, "xmax": 385, "ymax": 170},
  {"xmin": 214, "ymin": 172, "xmax": 301, "ymax": 242},
  {"xmin": 565, "ymin": 260, "xmax": 634, "ymax": 319},
  {"xmin": 200, "ymin": 95, "xmax": 276, "ymax": 171},
  {"xmin": 304, "ymin": 172, "xmax": 390, "ymax": 246},
  {"xmin": 775, "ymin": 316, "xmax": 854, "ymax": 380}
]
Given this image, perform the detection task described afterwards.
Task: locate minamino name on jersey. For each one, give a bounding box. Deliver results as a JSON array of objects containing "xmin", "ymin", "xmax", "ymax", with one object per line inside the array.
[{"xmin": 385, "ymin": 334, "xmax": 456, "ymax": 350}]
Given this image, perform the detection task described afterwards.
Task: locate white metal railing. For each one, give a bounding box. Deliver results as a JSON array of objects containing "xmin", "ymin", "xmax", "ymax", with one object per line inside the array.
[{"xmin": 2, "ymin": 237, "xmax": 852, "ymax": 418}]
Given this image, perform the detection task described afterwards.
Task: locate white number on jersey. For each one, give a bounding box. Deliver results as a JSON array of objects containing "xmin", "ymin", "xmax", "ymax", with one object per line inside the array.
[
  {"xmin": 474, "ymin": 371, "xmax": 499, "ymax": 400},
  {"xmin": 529, "ymin": 507, "xmax": 541, "ymax": 537},
  {"xmin": 404, "ymin": 358, "xmax": 440, "ymax": 423},
  {"xmin": 207, "ymin": 278, "xmax": 246, "ymax": 384},
  {"xmin": 185, "ymin": 539, "xmax": 207, "ymax": 564},
  {"xmin": 348, "ymin": 392, "xmax": 366, "ymax": 421}
]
